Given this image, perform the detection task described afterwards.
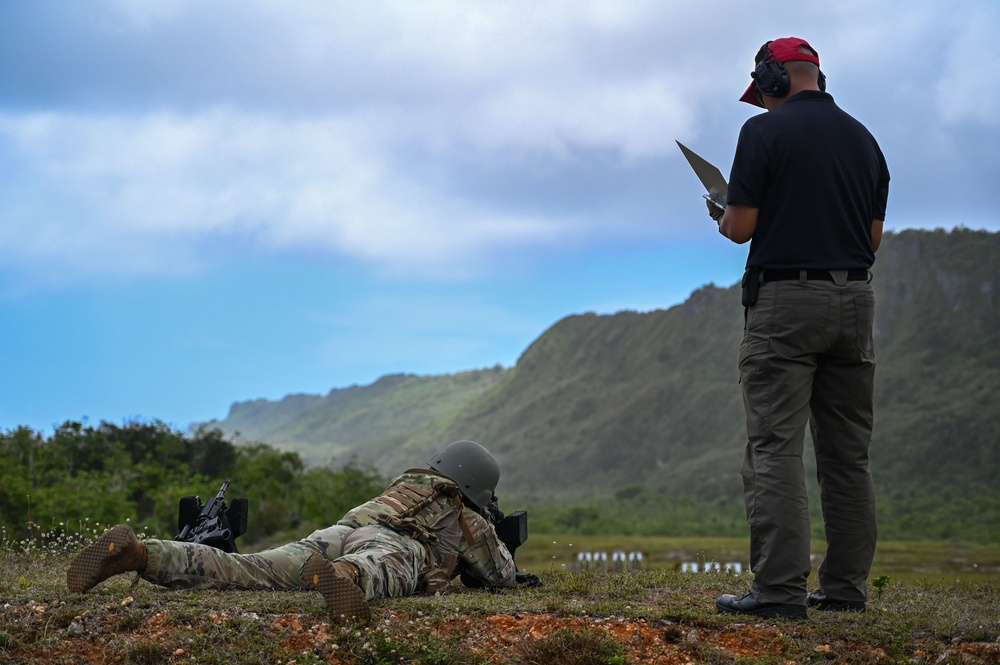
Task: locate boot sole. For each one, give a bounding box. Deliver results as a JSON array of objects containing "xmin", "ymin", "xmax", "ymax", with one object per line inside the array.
[
  {"xmin": 300, "ymin": 556, "xmax": 371, "ymax": 623},
  {"xmin": 807, "ymin": 592, "xmax": 866, "ymax": 612},
  {"xmin": 809, "ymin": 601, "xmax": 867, "ymax": 612},
  {"xmin": 66, "ymin": 524, "xmax": 137, "ymax": 593}
]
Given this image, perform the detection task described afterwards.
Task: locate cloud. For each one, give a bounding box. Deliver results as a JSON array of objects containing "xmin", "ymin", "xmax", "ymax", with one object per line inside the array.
[
  {"xmin": 934, "ymin": 6, "xmax": 1000, "ymax": 127},
  {"xmin": 0, "ymin": 108, "xmax": 579, "ymax": 283},
  {"xmin": 0, "ymin": 2, "xmax": 724, "ymax": 285},
  {"xmin": 1, "ymin": 0, "xmax": 998, "ymax": 289}
]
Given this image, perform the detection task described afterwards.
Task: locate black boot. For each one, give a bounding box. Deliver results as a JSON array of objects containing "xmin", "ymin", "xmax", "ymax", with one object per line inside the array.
[{"xmin": 716, "ymin": 592, "xmax": 808, "ymax": 619}]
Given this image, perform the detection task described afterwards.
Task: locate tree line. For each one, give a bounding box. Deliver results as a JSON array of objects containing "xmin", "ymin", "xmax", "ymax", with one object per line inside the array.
[
  {"xmin": 0, "ymin": 420, "xmax": 386, "ymax": 547},
  {"xmin": 5, "ymin": 417, "xmax": 994, "ymax": 548}
]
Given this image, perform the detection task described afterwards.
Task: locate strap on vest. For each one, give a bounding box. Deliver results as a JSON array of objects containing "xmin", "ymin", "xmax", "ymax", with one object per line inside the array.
[
  {"xmin": 452, "ymin": 493, "xmax": 476, "ymax": 546},
  {"xmin": 371, "ymin": 477, "xmax": 476, "ymax": 546}
]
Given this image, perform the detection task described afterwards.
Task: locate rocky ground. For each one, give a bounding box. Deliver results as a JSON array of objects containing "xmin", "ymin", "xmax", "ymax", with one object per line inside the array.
[{"xmin": 4, "ymin": 594, "xmax": 1000, "ymax": 664}]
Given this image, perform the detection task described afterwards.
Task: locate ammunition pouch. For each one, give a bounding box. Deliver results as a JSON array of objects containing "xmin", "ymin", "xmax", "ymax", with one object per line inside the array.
[
  {"xmin": 376, "ymin": 514, "xmax": 436, "ymax": 543},
  {"xmin": 420, "ymin": 552, "xmax": 458, "ymax": 594}
]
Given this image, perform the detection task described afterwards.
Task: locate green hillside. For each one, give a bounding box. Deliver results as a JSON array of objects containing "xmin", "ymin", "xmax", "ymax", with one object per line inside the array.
[
  {"xmin": 208, "ymin": 228, "xmax": 1000, "ymax": 541},
  {"xmin": 216, "ymin": 368, "xmax": 508, "ymax": 464}
]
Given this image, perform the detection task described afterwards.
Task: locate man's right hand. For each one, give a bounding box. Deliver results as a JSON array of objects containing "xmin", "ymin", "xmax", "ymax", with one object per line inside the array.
[
  {"xmin": 515, "ymin": 571, "xmax": 542, "ymax": 587},
  {"xmin": 706, "ymin": 198, "xmax": 725, "ymax": 223}
]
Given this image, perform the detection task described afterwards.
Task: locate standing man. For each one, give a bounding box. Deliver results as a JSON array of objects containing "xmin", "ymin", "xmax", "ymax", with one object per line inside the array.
[{"xmin": 710, "ymin": 37, "xmax": 889, "ymax": 619}]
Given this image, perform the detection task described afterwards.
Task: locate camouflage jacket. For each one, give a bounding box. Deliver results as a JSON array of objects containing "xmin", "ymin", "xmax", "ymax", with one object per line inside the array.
[{"xmin": 338, "ymin": 469, "xmax": 517, "ymax": 591}]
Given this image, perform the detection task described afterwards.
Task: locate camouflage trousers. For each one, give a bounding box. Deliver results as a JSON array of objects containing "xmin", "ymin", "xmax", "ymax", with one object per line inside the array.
[{"xmin": 143, "ymin": 524, "xmax": 434, "ymax": 601}]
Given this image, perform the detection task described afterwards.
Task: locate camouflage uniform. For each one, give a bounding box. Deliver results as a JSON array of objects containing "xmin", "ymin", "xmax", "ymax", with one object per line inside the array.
[{"xmin": 142, "ymin": 469, "xmax": 517, "ymax": 600}]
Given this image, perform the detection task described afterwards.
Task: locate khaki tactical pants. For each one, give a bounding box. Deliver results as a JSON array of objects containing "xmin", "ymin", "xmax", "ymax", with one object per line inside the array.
[
  {"xmin": 143, "ymin": 524, "xmax": 433, "ymax": 601},
  {"xmin": 739, "ymin": 274, "xmax": 877, "ymax": 605}
]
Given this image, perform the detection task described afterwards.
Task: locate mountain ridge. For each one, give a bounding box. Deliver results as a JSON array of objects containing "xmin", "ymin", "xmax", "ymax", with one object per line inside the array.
[{"xmin": 206, "ymin": 228, "xmax": 1000, "ymax": 539}]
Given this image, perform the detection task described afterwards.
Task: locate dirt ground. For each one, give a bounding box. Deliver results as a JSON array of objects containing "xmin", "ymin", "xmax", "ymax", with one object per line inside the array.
[{"xmin": 4, "ymin": 599, "xmax": 1000, "ymax": 664}]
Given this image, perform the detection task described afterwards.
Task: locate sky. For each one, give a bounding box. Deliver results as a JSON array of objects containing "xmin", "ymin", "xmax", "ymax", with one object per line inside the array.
[{"xmin": 2, "ymin": 0, "xmax": 998, "ymax": 435}]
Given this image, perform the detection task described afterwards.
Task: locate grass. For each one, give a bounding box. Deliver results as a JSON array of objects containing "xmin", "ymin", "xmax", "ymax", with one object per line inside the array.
[
  {"xmin": 515, "ymin": 533, "xmax": 1000, "ymax": 583},
  {"xmin": 2, "ymin": 526, "xmax": 999, "ymax": 664}
]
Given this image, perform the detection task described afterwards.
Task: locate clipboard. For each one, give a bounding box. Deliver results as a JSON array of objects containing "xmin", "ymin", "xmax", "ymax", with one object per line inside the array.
[{"xmin": 676, "ymin": 140, "xmax": 728, "ymax": 211}]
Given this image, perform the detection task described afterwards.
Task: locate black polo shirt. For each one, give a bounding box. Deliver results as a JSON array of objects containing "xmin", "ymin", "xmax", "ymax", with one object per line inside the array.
[{"xmin": 727, "ymin": 90, "xmax": 889, "ymax": 270}]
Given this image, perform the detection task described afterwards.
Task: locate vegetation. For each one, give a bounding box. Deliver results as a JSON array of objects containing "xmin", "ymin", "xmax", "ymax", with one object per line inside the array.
[
  {"xmin": 0, "ymin": 420, "xmax": 385, "ymax": 548},
  {"xmin": 513, "ymin": 534, "xmax": 1000, "ymax": 583},
  {"xmin": 2, "ymin": 416, "xmax": 997, "ymax": 662},
  {"xmin": 214, "ymin": 368, "xmax": 509, "ymax": 465},
  {"xmin": 2, "ymin": 525, "xmax": 998, "ymax": 664}
]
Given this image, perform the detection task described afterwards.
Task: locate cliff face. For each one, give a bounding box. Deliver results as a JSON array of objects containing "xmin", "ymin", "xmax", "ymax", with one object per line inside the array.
[{"xmin": 207, "ymin": 229, "xmax": 1000, "ymax": 539}]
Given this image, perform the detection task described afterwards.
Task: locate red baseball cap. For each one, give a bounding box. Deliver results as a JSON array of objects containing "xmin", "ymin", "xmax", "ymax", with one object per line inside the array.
[{"xmin": 739, "ymin": 37, "xmax": 821, "ymax": 107}]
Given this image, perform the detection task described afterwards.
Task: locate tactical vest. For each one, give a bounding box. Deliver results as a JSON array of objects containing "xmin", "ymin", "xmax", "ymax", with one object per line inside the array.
[{"xmin": 339, "ymin": 469, "xmax": 478, "ymax": 593}]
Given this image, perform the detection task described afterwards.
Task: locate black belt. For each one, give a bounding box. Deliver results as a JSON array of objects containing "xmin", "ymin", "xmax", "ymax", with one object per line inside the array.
[{"xmin": 761, "ymin": 269, "xmax": 869, "ymax": 283}]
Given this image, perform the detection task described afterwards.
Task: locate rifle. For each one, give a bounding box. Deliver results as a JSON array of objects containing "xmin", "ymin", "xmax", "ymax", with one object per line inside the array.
[
  {"xmin": 175, "ymin": 479, "xmax": 248, "ymax": 553},
  {"xmin": 494, "ymin": 511, "xmax": 529, "ymax": 558},
  {"xmin": 484, "ymin": 494, "xmax": 528, "ymax": 557}
]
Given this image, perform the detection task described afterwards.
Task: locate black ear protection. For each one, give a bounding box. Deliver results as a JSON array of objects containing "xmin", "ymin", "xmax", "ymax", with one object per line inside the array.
[
  {"xmin": 752, "ymin": 42, "xmax": 790, "ymax": 98},
  {"xmin": 751, "ymin": 41, "xmax": 827, "ymax": 100}
]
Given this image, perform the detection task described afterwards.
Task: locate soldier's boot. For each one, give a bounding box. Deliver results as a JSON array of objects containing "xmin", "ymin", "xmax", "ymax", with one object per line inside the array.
[
  {"xmin": 299, "ymin": 554, "xmax": 371, "ymax": 624},
  {"xmin": 66, "ymin": 524, "xmax": 148, "ymax": 593}
]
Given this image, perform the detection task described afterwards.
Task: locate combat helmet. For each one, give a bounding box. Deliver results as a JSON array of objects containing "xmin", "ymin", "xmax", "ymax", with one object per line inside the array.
[{"xmin": 427, "ymin": 440, "xmax": 499, "ymax": 510}]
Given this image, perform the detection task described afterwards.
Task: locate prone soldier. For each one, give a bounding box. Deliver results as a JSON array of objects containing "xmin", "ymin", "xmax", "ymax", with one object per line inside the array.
[{"xmin": 66, "ymin": 440, "xmax": 539, "ymax": 622}]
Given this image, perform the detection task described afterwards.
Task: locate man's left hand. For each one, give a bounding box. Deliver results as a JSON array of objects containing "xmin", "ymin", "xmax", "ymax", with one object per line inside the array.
[{"xmin": 485, "ymin": 495, "xmax": 504, "ymax": 525}]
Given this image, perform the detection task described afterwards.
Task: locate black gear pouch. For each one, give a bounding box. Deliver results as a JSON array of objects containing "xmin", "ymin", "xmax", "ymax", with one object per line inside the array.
[{"xmin": 741, "ymin": 268, "xmax": 760, "ymax": 307}]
